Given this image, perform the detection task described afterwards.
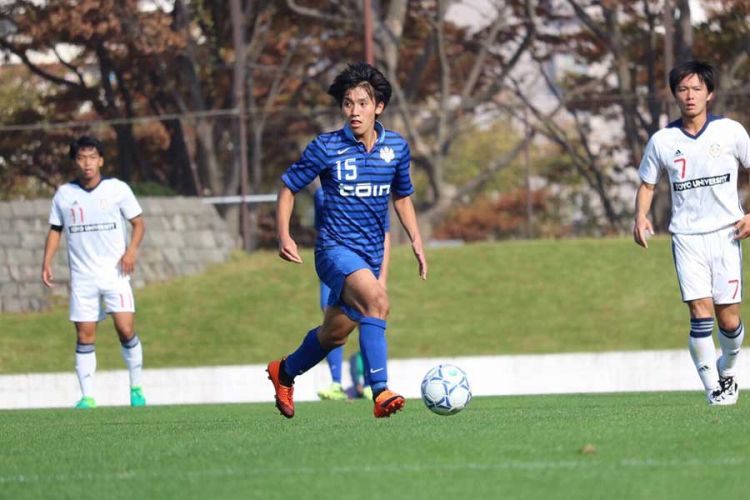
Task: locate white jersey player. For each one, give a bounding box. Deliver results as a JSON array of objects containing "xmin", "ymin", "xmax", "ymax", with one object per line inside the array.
[
  {"xmin": 634, "ymin": 61, "xmax": 749, "ymax": 406},
  {"xmin": 41, "ymin": 136, "xmax": 147, "ymax": 409}
]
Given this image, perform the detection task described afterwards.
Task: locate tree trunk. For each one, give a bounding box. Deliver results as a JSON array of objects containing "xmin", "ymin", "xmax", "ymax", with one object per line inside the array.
[
  {"xmin": 674, "ymin": 0, "xmax": 693, "ymax": 63},
  {"xmin": 163, "ymin": 118, "xmax": 199, "ymax": 195}
]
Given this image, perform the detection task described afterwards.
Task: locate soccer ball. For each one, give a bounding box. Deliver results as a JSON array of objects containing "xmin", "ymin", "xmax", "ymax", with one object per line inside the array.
[{"xmin": 420, "ymin": 364, "xmax": 472, "ymax": 415}]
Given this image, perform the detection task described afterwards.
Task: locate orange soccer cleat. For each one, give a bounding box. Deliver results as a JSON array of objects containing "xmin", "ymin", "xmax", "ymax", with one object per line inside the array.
[
  {"xmin": 373, "ymin": 389, "xmax": 405, "ymax": 418},
  {"xmin": 267, "ymin": 359, "xmax": 295, "ymax": 418}
]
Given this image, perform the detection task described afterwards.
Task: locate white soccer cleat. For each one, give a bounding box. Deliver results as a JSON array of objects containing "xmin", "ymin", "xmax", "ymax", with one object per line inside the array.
[{"xmin": 707, "ymin": 376, "xmax": 739, "ymax": 406}]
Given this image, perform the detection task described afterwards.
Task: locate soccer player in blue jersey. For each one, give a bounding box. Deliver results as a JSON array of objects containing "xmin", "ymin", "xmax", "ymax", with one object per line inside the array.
[
  {"xmin": 267, "ymin": 62, "xmax": 428, "ymax": 418},
  {"xmin": 313, "ymin": 187, "xmax": 348, "ymax": 401},
  {"xmin": 314, "ymin": 187, "xmax": 380, "ymax": 401}
]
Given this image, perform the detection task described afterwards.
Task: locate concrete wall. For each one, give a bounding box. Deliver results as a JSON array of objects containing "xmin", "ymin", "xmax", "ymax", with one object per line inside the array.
[
  {"xmin": 0, "ymin": 197, "xmax": 238, "ymax": 313},
  {"xmin": 1, "ymin": 350, "xmax": 739, "ymax": 409}
]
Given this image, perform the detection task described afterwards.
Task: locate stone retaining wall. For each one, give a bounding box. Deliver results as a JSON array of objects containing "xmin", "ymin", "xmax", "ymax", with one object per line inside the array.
[{"xmin": 0, "ymin": 197, "xmax": 238, "ymax": 313}]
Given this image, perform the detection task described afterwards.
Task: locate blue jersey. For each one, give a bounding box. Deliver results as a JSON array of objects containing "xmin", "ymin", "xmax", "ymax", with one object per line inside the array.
[
  {"xmin": 314, "ymin": 187, "xmax": 390, "ymax": 233},
  {"xmin": 314, "ymin": 187, "xmax": 325, "ymax": 231},
  {"xmin": 283, "ymin": 122, "xmax": 412, "ymax": 267}
]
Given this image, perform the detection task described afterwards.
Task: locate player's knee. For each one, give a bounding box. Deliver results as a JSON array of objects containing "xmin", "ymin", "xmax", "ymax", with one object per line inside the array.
[
  {"xmin": 77, "ymin": 331, "xmax": 96, "ymax": 344},
  {"xmin": 364, "ymin": 292, "xmax": 389, "ymax": 319},
  {"xmin": 116, "ymin": 329, "xmax": 135, "ymax": 342},
  {"xmin": 718, "ymin": 318, "xmax": 741, "ymax": 333},
  {"xmin": 75, "ymin": 325, "xmax": 96, "ymax": 344}
]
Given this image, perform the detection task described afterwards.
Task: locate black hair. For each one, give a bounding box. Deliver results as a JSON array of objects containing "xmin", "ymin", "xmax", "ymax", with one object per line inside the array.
[
  {"xmin": 327, "ymin": 62, "xmax": 392, "ymax": 108},
  {"xmin": 69, "ymin": 135, "xmax": 104, "ymax": 160},
  {"xmin": 669, "ymin": 60, "xmax": 715, "ymax": 96}
]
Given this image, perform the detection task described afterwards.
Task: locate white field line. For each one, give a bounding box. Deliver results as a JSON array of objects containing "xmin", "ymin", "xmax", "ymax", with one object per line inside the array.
[{"xmin": 0, "ymin": 457, "xmax": 746, "ymax": 485}]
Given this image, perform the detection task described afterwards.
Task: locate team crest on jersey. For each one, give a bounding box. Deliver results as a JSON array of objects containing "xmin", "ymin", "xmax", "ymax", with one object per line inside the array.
[
  {"xmin": 709, "ymin": 144, "xmax": 722, "ymax": 157},
  {"xmin": 379, "ymin": 146, "xmax": 395, "ymax": 164}
]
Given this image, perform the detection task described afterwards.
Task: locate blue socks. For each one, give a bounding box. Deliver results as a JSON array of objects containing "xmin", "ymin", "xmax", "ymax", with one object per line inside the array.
[
  {"xmin": 359, "ymin": 317, "xmax": 388, "ymax": 394},
  {"xmin": 283, "ymin": 328, "xmax": 330, "ymax": 380},
  {"xmin": 361, "ymin": 350, "xmax": 372, "ymax": 387},
  {"xmin": 326, "ymin": 346, "xmax": 344, "ymax": 384},
  {"xmin": 283, "ymin": 317, "xmax": 389, "ymax": 393}
]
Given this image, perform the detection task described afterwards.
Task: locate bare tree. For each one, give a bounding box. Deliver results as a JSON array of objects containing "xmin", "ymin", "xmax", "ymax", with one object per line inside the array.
[
  {"xmin": 388, "ymin": 1, "xmax": 539, "ymax": 234},
  {"xmin": 0, "ymin": 1, "xmax": 152, "ymax": 182},
  {"xmin": 285, "ymin": 0, "xmax": 540, "ymax": 236},
  {"xmin": 525, "ymin": 0, "xmax": 695, "ymax": 231}
]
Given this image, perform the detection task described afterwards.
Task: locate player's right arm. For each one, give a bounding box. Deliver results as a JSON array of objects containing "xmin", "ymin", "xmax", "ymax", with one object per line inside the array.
[
  {"xmin": 278, "ymin": 137, "xmax": 327, "ymax": 264},
  {"xmin": 41, "ymin": 227, "xmax": 62, "ymax": 288},
  {"xmin": 634, "ymin": 136, "xmax": 661, "ymax": 249},
  {"xmin": 277, "ymin": 185, "xmax": 302, "ymax": 264},
  {"xmin": 633, "ymin": 181, "xmax": 655, "ymax": 249}
]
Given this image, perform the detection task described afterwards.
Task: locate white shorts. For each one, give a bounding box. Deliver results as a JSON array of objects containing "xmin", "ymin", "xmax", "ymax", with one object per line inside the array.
[
  {"xmin": 69, "ymin": 277, "xmax": 135, "ymax": 322},
  {"xmin": 672, "ymin": 226, "xmax": 743, "ymax": 304}
]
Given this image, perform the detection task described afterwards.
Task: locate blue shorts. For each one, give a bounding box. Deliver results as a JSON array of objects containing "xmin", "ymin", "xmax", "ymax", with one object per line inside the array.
[
  {"xmin": 319, "ymin": 281, "xmax": 331, "ymax": 311},
  {"xmin": 315, "ymin": 246, "xmax": 380, "ymax": 322}
]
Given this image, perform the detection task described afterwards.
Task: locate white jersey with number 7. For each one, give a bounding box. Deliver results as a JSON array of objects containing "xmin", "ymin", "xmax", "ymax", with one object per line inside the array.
[{"xmin": 638, "ymin": 114, "xmax": 750, "ymax": 235}]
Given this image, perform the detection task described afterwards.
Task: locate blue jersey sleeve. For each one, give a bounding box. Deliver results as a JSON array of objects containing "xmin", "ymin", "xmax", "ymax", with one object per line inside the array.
[
  {"xmin": 314, "ymin": 187, "xmax": 325, "ymax": 231},
  {"xmin": 281, "ymin": 138, "xmax": 327, "ymax": 193},
  {"xmin": 392, "ymin": 141, "xmax": 414, "ymax": 197}
]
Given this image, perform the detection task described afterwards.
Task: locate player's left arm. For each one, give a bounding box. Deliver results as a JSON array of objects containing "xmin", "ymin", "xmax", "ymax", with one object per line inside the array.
[
  {"xmin": 392, "ymin": 194, "xmax": 427, "ymax": 280},
  {"xmin": 378, "ymin": 230, "xmax": 391, "ymax": 289},
  {"xmin": 734, "ymin": 215, "xmax": 750, "ymax": 240},
  {"xmin": 734, "ymin": 123, "xmax": 750, "ymax": 240},
  {"xmin": 121, "ymin": 215, "xmax": 145, "ymax": 275}
]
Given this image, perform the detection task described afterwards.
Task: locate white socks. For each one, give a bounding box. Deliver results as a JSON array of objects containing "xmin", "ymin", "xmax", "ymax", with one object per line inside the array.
[
  {"xmin": 688, "ymin": 318, "xmax": 719, "ymax": 392},
  {"xmin": 75, "ymin": 335, "xmax": 143, "ymax": 402},
  {"xmin": 718, "ymin": 322, "xmax": 744, "ymax": 378},
  {"xmin": 120, "ymin": 334, "xmax": 143, "ymax": 388},
  {"xmin": 75, "ymin": 343, "xmax": 97, "ymax": 398}
]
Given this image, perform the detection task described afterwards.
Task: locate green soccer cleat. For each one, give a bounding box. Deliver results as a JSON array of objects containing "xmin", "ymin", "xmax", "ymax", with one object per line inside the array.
[
  {"xmin": 75, "ymin": 396, "xmax": 96, "ymax": 409},
  {"xmin": 130, "ymin": 386, "xmax": 146, "ymax": 407},
  {"xmin": 317, "ymin": 382, "xmax": 348, "ymax": 401},
  {"xmin": 362, "ymin": 385, "xmax": 373, "ymax": 401}
]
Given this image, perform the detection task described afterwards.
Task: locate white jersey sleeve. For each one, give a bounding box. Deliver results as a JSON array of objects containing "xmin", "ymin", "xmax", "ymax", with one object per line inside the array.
[
  {"xmin": 732, "ymin": 120, "xmax": 750, "ymax": 169},
  {"xmin": 49, "ymin": 190, "xmax": 64, "ymax": 227},
  {"xmin": 638, "ymin": 136, "xmax": 662, "ymax": 185},
  {"xmin": 117, "ymin": 181, "xmax": 143, "ymax": 220}
]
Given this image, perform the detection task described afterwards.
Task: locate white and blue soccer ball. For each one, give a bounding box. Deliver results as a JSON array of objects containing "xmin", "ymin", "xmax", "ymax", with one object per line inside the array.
[{"xmin": 420, "ymin": 364, "xmax": 472, "ymax": 415}]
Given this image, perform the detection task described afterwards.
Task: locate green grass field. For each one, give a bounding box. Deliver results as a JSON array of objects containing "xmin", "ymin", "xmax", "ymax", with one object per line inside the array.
[
  {"xmin": 0, "ymin": 236, "xmax": 705, "ymax": 374},
  {"xmin": 2, "ymin": 237, "xmax": 748, "ymax": 499},
  {"xmin": 1, "ymin": 393, "xmax": 747, "ymax": 500}
]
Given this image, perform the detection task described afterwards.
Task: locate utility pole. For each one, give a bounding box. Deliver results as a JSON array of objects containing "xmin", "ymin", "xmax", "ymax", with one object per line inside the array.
[
  {"xmin": 364, "ymin": 0, "xmax": 374, "ymax": 64},
  {"xmin": 663, "ymin": 0, "xmax": 674, "ymax": 88},
  {"xmin": 523, "ymin": 108, "xmax": 534, "ymax": 238},
  {"xmin": 230, "ymin": 0, "xmax": 251, "ymax": 252}
]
